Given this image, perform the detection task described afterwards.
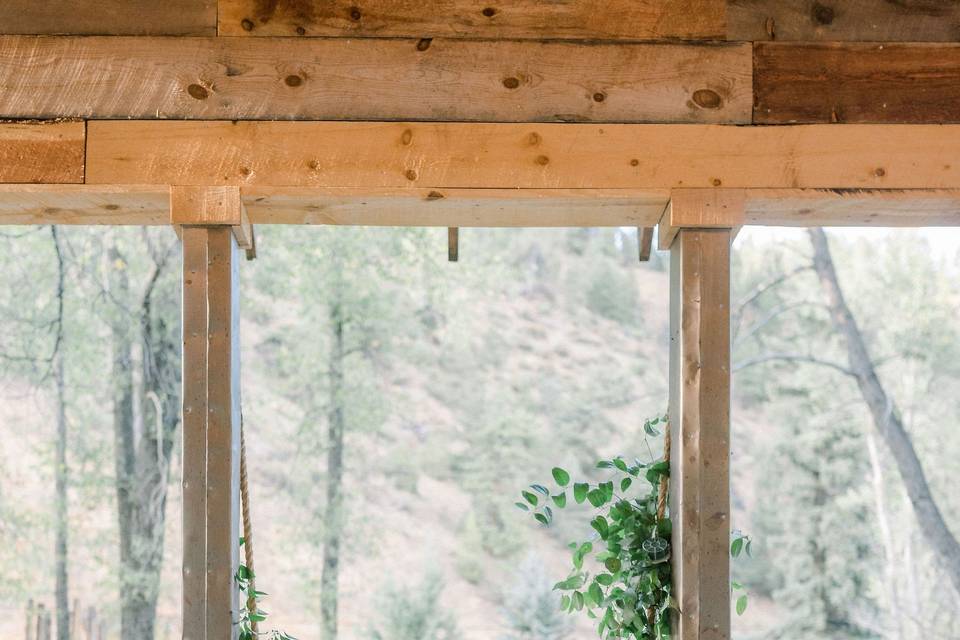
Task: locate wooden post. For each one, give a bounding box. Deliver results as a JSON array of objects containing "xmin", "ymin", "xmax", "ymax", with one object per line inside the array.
[
  {"xmin": 181, "ymin": 209, "xmax": 242, "ymax": 639},
  {"xmin": 668, "ymin": 228, "xmax": 731, "ymax": 640}
]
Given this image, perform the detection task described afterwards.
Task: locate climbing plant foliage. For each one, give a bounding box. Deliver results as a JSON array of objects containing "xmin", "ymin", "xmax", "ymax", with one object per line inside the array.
[
  {"xmin": 517, "ymin": 415, "xmax": 749, "ymax": 639},
  {"xmin": 235, "ymin": 538, "xmax": 297, "ymax": 640}
]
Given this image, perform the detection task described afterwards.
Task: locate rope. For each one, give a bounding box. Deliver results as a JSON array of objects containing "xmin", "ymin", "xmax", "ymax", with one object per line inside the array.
[{"xmin": 240, "ymin": 417, "xmax": 258, "ymax": 634}]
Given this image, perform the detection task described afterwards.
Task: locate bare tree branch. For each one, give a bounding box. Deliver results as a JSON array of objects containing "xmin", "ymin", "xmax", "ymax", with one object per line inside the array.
[{"xmin": 733, "ymin": 353, "xmax": 854, "ymax": 377}]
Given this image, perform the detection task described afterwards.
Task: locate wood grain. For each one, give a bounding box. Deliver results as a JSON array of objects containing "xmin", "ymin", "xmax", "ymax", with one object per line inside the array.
[
  {"xmin": 181, "ymin": 226, "xmax": 241, "ymax": 640},
  {"xmin": 669, "ymin": 228, "xmax": 731, "ymax": 640},
  {"xmin": 85, "ymin": 121, "xmax": 960, "ymax": 190},
  {"xmin": 0, "ymin": 1, "xmax": 216, "ymax": 35},
  {"xmin": 0, "ymin": 121, "xmax": 85, "ymax": 183},
  {"xmin": 0, "ymin": 36, "xmax": 751, "ymax": 123},
  {"xmin": 728, "ymin": 0, "xmax": 960, "ymax": 42},
  {"xmin": 754, "ymin": 42, "xmax": 960, "ymax": 124},
  {"xmin": 171, "ymin": 186, "xmax": 244, "ymax": 226},
  {"xmin": 218, "ymin": 0, "xmax": 725, "ymax": 39},
  {"xmin": 0, "ymin": 185, "xmax": 168, "ymax": 225}
]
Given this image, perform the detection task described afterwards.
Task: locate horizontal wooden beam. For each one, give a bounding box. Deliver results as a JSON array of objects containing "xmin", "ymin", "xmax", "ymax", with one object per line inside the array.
[
  {"xmin": 728, "ymin": 0, "xmax": 960, "ymax": 42},
  {"xmin": 218, "ymin": 0, "xmax": 725, "ymax": 40},
  {"xmin": 0, "ymin": 1, "xmax": 216, "ymax": 35},
  {"xmin": 0, "ymin": 36, "xmax": 750, "ymax": 123},
  {"xmin": 0, "ymin": 121, "xmax": 85, "ymax": 184},
  {"xmin": 666, "ymin": 188, "xmax": 960, "ymax": 229},
  {"xmin": 85, "ymin": 121, "xmax": 960, "ymax": 190},
  {"xmin": 754, "ymin": 43, "xmax": 960, "ymax": 124},
  {"xmin": 0, "ymin": 185, "xmax": 668, "ymax": 227}
]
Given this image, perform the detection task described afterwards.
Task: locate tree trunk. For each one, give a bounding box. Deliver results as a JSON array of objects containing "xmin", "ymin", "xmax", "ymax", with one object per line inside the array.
[
  {"xmin": 108, "ymin": 240, "xmax": 180, "ymax": 640},
  {"xmin": 320, "ymin": 301, "xmax": 346, "ymax": 640},
  {"xmin": 807, "ymin": 227, "xmax": 960, "ymax": 597},
  {"xmin": 51, "ymin": 227, "xmax": 70, "ymax": 640}
]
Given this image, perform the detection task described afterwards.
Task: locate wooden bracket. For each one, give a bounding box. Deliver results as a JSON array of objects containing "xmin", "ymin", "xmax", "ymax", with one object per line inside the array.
[
  {"xmin": 638, "ymin": 226, "xmax": 654, "ymax": 262},
  {"xmin": 170, "ymin": 186, "xmax": 256, "ymax": 259},
  {"xmin": 658, "ymin": 189, "xmax": 746, "ymax": 250},
  {"xmin": 448, "ymin": 227, "xmax": 459, "ymax": 262}
]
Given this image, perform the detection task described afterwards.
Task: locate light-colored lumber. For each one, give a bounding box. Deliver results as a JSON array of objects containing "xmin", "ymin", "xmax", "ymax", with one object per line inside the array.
[
  {"xmin": 84, "ymin": 121, "xmax": 960, "ymax": 190},
  {"xmin": 668, "ymin": 189, "xmax": 960, "ymax": 228},
  {"xmin": 0, "ymin": 36, "xmax": 751, "ymax": 123},
  {"xmin": 728, "ymin": 0, "xmax": 960, "ymax": 42},
  {"xmin": 242, "ymin": 187, "xmax": 669, "ymax": 226},
  {"xmin": 218, "ymin": 0, "xmax": 725, "ymax": 39},
  {"xmin": 754, "ymin": 43, "xmax": 960, "ymax": 124},
  {"xmin": 171, "ymin": 186, "xmax": 243, "ymax": 226},
  {"xmin": 181, "ymin": 226, "xmax": 241, "ymax": 640},
  {"xmin": 0, "ymin": 185, "xmax": 167, "ymax": 225},
  {"xmin": 638, "ymin": 227, "xmax": 654, "ymax": 261},
  {"xmin": 0, "ymin": 121, "xmax": 85, "ymax": 184},
  {"xmin": 669, "ymin": 228, "xmax": 731, "ymax": 640},
  {"xmin": 0, "ymin": 1, "xmax": 216, "ymax": 35}
]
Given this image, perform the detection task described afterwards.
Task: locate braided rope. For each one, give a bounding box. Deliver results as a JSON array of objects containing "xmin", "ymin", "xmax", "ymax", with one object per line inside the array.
[
  {"xmin": 240, "ymin": 417, "xmax": 258, "ymax": 634},
  {"xmin": 648, "ymin": 422, "xmax": 671, "ymax": 628}
]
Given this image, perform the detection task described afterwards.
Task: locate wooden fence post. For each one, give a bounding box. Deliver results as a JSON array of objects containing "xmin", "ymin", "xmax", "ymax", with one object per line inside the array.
[
  {"xmin": 668, "ymin": 226, "xmax": 732, "ymax": 640},
  {"xmin": 177, "ymin": 186, "xmax": 244, "ymax": 640}
]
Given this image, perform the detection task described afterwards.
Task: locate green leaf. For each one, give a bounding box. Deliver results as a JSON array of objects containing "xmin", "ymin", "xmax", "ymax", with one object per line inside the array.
[
  {"xmin": 587, "ymin": 489, "xmax": 606, "ymax": 508},
  {"xmin": 588, "ymin": 582, "xmax": 603, "ymax": 606},
  {"xmin": 522, "ymin": 491, "xmax": 539, "ymax": 507},
  {"xmin": 573, "ymin": 591, "xmax": 584, "ymax": 611},
  {"xmin": 552, "ymin": 467, "xmax": 571, "ymax": 487},
  {"xmin": 591, "ymin": 516, "xmax": 609, "ymax": 537},
  {"xmin": 534, "ymin": 513, "xmax": 549, "ymax": 526},
  {"xmin": 736, "ymin": 594, "xmax": 748, "ymax": 616},
  {"xmin": 731, "ymin": 537, "xmax": 744, "ymax": 558},
  {"xmin": 531, "ymin": 484, "xmax": 550, "ymax": 497},
  {"xmin": 596, "ymin": 573, "xmax": 614, "ymax": 586},
  {"xmin": 604, "ymin": 557, "xmax": 621, "ymax": 573},
  {"xmin": 731, "ymin": 581, "xmax": 744, "ymax": 590},
  {"xmin": 574, "ymin": 483, "xmax": 589, "ymax": 504},
  {"xmin": 620, "ymin": 477, "xmax": 632, "ymax": 492},
  {"xmin": 552, "ymin": 493, "xmax": 567, "ymax": 508},
  {"xmin": 746, "ymin": 539, "xmax": 753, "ymax": 557},
  {"xmin": 514, "ymin": 501, "xmax": 529, "ymax": 512},
  {"xmin": 613, "ymin": 458, "xmax": 629, "ymax": 472}
]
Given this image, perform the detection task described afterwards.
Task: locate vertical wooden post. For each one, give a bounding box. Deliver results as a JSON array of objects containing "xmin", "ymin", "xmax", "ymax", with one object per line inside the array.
[
  {"xmin": 180, "ymin": 193, "xmax": 243, "ymax": 640},
  {"xmin": 668, "ymin": 228, "xmax": 731, "ymax": 640}
]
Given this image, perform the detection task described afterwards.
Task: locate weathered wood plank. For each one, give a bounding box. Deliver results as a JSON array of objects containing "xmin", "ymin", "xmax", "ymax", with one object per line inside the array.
[
  {"xmin": 754, "ymin": 42, "xmax": 960, "ymax": 124},
  {"xmin": 85, "ymin": 121, "xmax": 960, "ymax": 190},
  {"xmin": 0, "ymin": 36, "xmax": 751, "ymax": 123},
  {"xmin": 218, "ymin": 0, "xmax": 725, "ymax": 39},
  {"xmin": 728, "ymin": 0, "xmax": 960, "ymax": 42},
  {"xmin": 0, "ymin": 1, "xmax": 216, "ymax": 35},
  {"xmin": 181, "ymin": 226, "xmax": 241, "ymax": 640},
  {"xmin": 669, "ymin": 228, "xmax": 731, "ymax": 640},
  {"xmin": 0, "ymin": 121, "xmax": 85, "ymax": 184},
  {"xmin": 0, "ymin": 185, "xmax": 168, "ymax": 224},
  {"xmin": 669, "ymin": 188, "xmax": 960, "ymax": 227}
]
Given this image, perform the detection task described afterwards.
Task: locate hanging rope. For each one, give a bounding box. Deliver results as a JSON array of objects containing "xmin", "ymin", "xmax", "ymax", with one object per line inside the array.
[{"xmin": 240, "ymin": 416, "xmax": 258, "ymax": 634}]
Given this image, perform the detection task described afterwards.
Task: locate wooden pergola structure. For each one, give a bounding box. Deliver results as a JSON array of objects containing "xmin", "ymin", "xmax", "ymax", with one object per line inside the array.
[{"xmin": 2, "ymin": 2, "xmax": 959, "ymax": 638}]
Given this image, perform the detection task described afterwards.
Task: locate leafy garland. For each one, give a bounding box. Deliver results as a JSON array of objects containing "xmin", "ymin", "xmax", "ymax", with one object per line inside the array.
[
  {"xmin": 235, "ymin": 538, "xmax": 297, "ymax": 640},
  {"xmin": 517, "ymin": 415, "xmax": 750, "ymax": 639}
]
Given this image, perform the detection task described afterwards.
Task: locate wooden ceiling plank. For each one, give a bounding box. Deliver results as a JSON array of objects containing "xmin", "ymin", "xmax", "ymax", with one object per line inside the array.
[
  {"xmin": 754, "ymin": 42, "xmax": 960, "ymax": 124},
  {"xmin": 218, "ymin": 0, "xmax": 725, "ymax": 39},
  {"xmin": 85, "ymin": 121, "xmax": 960, "ymax": 190},
  {"xmin": 0, "ymin": 1, "xmax": 216, "ymax": 35},
  {"xmin": 0, "ymin": 121, "xmax": 85, "ymax": 184},
  {"xmin": 728, "ymin": 0, "xmax": 960, "ymax": 42},
  {"xmin": 0, "ymin": 185, "xmax": 167, "ymax": 225},
  {"xmin": 0, "ymin": 36, "xmax": 751, "ymax": 124}
]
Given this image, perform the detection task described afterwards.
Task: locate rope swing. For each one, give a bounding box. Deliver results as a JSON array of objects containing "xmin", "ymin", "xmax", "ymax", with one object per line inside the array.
[{"xmin": 239, "ymin": 416, "xmax": 258, "ymax": 634}]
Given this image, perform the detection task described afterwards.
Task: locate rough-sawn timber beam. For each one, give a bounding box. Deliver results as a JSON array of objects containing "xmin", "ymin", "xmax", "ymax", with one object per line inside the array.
[
  {"xmin": 0, "ymin": 36, "xmax": 751, "ymax": 123},
  {"xmin": 85, "ymin": 121, "xmax": 960, "ymax": 190}
]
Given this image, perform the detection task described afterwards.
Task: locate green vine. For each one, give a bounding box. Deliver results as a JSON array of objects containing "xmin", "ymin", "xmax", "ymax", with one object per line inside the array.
[
  {"xmin": 517, "ymin": 415, "xmax": 750, "ymax": 639},
  {"xmin": 235, "ymin": 538, "xmax": 297, "ymax": 640}
]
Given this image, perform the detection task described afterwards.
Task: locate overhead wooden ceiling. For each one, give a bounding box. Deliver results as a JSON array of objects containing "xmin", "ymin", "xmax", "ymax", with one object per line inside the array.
[{"xmin": 1, "ymin": 0, "xmax": 958, "ymax": 227}]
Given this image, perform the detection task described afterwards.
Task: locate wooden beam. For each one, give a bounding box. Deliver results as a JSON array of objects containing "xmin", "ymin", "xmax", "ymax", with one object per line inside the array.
[
  {"xmin": 182, "ymin": 225, "xmax": 241, "ymax": 640},
  {"xmin": 218, "ymin": 0, "xmax": 725, "ymax": 39},
  {"xmin": 0, "ymin": 1, "xmax": 216, "ymax": 35},
  {"xmin": 668, "ymin": 188, "xmax": 960, "ymax": 228},
  {"xmin": 669, "ymin": 228, "xmax": 731, "ymax": 640},
  {"xmin": 728, "ymin": 0, "xmax": 960, "ymax": 42},
  {"xmin": 754, "ymin": 43, "xmax": 960, "ymax": 124},
  {"xmin": 0, "ymin": 185, "xmax": 668, "ymax": 227},
  {"xmin": 85, "ymin": 121, "xmax": 960, "ymax": 190},
  {"xmin": 0, "ymin": 36, "xmax": 751, "ymax": 123},
  {"xmin": 0, "ymin": 121, "xmax": 85, "ymax": 184},
  {"xmin": 448, "ymin": 227, "xmax": 459, "ymax": 262}
]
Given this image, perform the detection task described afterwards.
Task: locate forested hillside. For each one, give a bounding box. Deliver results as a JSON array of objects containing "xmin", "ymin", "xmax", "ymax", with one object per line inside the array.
[{"xmin": 1, "ymin": 226, "xmax": 958, "ymax": 639}]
